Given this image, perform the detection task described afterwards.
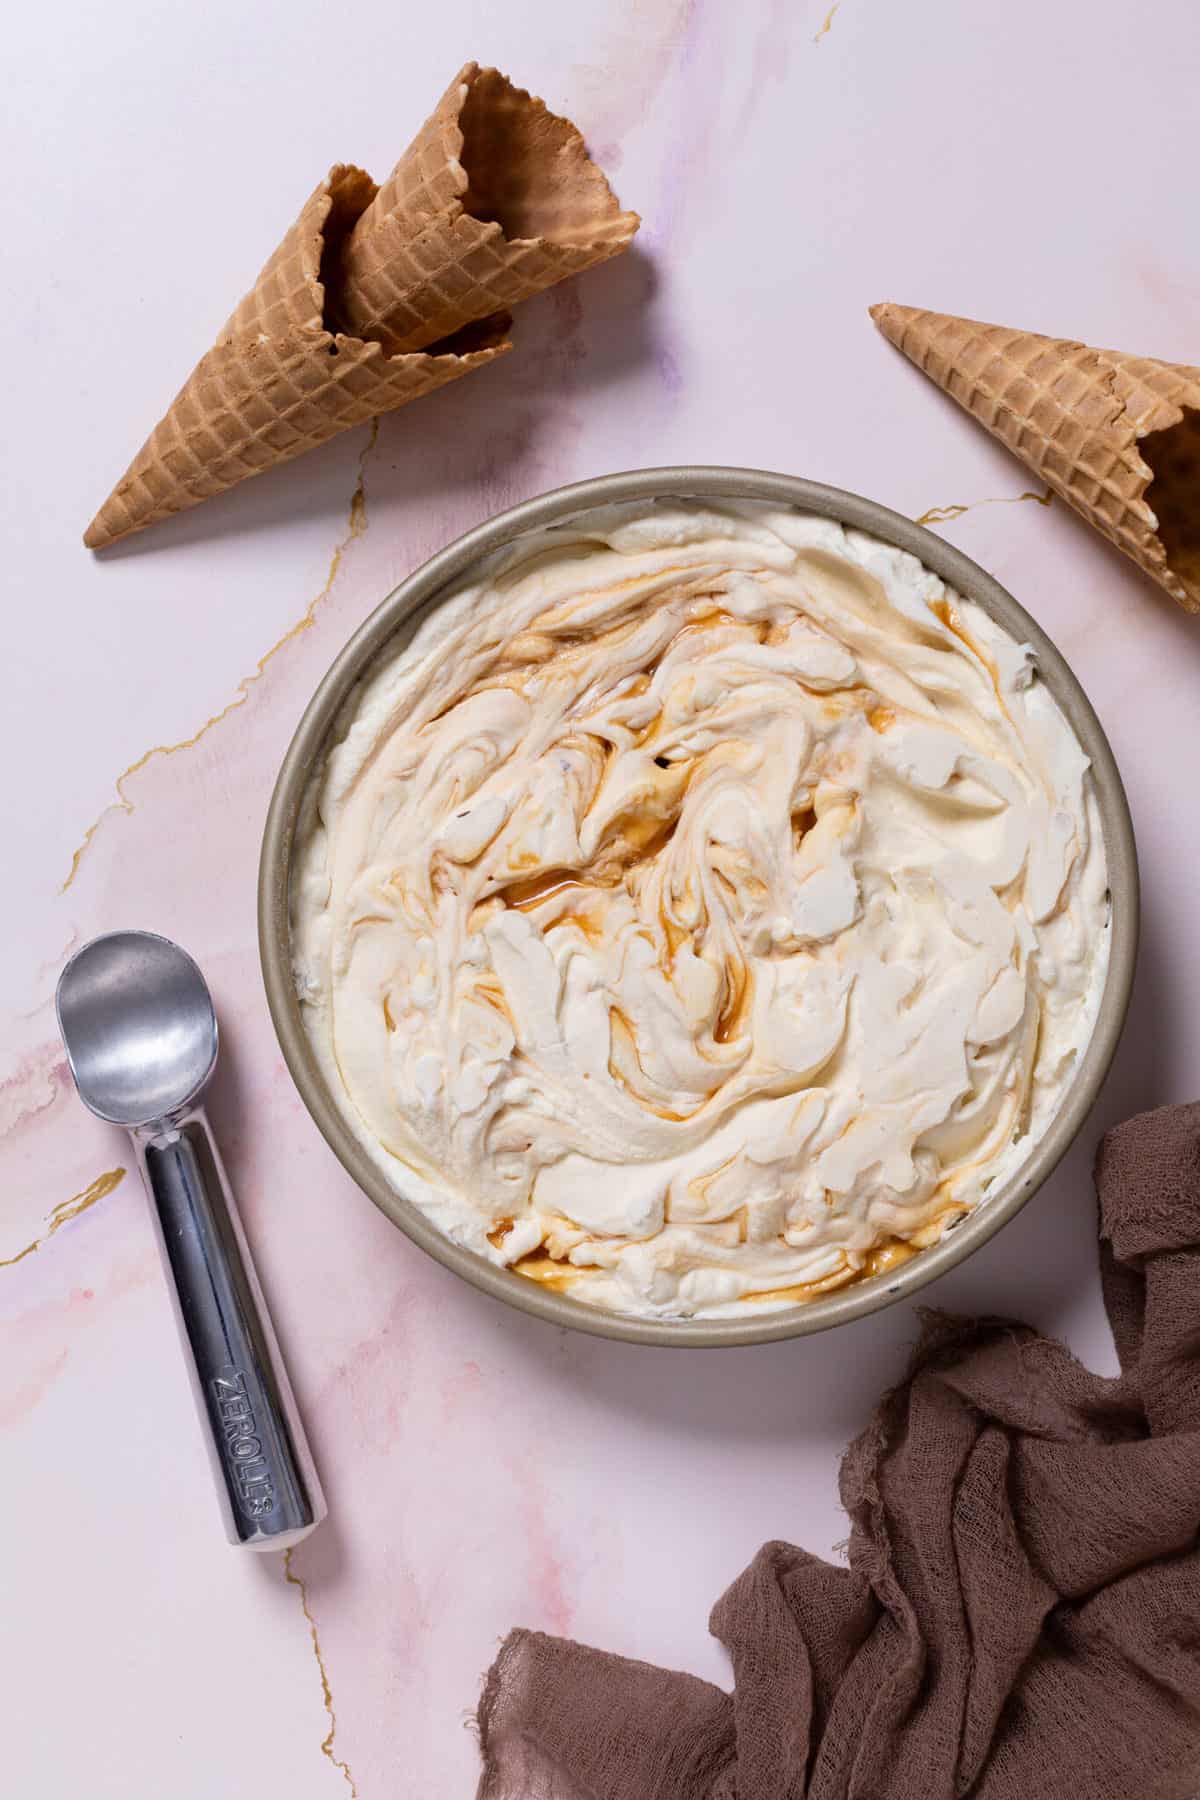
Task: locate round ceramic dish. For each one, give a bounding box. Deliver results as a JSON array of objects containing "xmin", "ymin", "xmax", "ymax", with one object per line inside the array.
[{"xmin": 259, "ymin": 467, "xmax": 1138, "ymax": 1347}]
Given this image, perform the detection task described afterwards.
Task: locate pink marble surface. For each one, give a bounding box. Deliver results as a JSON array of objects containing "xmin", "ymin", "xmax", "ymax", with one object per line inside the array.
[{"xmin": 5, "ymin": 0, "xmax": 1200, "ymax": 1792}]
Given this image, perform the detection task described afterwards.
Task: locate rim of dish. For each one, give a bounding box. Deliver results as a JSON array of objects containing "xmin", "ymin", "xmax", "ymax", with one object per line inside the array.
[{"xmin": 258, "ymin": 466, "xmax": 1139, "ymax": 1348}]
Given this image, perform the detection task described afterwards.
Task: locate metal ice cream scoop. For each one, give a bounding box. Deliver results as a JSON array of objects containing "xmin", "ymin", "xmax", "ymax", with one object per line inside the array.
[{"xmin": 56, "ymin": 930, "xmax": 326, "ymax": 1551}]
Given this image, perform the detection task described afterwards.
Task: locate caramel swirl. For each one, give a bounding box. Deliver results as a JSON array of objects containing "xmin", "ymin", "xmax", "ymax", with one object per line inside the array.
[{"xmin": 294, "ymin": 504, "xmax": 1108, "ymax": 1318}]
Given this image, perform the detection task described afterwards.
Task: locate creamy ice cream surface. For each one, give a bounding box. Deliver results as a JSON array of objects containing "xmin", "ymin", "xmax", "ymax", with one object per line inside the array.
[{"xmin": 292, "ymin": 502, "xmax": 1110, "ymax": 1318}]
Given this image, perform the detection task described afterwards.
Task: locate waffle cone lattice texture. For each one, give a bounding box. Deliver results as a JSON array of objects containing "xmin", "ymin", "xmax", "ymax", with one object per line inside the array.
[
  {"xmin": 85, "ymin": 64, "xmax": 637, "ymax": 549},
  {"xmin": 872, "ymin": 303, "xmax": 1200, "ymax": 612},
  {"xmin": 333, "ymin": 63, "xmax": 639, "ymax": 355}
]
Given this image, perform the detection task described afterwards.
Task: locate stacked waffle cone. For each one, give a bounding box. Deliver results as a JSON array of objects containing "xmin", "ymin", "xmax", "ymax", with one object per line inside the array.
[
  {"xmin": 85, "ymin": 64, "xmax": 638, "ymax": 549},
  {"xmin": 872, "ymin": 303, "xmax": 1200, "ymax": 612}
]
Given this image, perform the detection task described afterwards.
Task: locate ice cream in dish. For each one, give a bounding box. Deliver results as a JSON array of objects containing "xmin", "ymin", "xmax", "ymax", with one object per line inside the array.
[{"xmin": 292, "ymin": 501, "xmax": 1110, "ymax": 1319}]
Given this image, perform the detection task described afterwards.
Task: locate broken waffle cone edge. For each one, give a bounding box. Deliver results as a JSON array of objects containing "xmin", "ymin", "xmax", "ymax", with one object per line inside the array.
[{"xmin": 333, "ymin": 62, "xmax": 639, "ymax": 356}]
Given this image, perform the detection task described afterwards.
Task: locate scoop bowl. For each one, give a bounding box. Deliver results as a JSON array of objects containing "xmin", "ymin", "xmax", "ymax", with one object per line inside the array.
[{"xmin": 57, "ymin": 930, "xmax": 217, "ymax": 1128}]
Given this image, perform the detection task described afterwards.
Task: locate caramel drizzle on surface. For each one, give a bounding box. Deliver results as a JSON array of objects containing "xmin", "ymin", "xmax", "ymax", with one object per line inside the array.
[
  {"xmin": 510, "ymin": 1250, "xmax": 583, "ymax": 1293},
  {"xmin": 501, "ymin": 1205, "xmax": 973, "ymax": 1308},
  {"xmin": 428, "ymin": 580, "xmax": 1006, "ymax": 1315}
]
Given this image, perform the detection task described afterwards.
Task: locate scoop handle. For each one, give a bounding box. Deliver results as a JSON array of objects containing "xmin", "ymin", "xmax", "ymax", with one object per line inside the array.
[{"xmin": 136, "ymin": 1112, "xmax": 326, "ymax": 1550}]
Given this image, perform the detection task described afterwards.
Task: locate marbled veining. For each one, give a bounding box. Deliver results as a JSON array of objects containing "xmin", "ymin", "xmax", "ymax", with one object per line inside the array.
[{"xmin": 5, "ymin": 0, "xmax": 1200, "ymax": 1794}]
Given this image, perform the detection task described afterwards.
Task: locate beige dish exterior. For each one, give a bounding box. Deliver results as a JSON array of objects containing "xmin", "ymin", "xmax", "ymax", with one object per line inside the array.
[{"xmin": 259, "ymin": 468, "xmax": 1138, "ymax": 1347}]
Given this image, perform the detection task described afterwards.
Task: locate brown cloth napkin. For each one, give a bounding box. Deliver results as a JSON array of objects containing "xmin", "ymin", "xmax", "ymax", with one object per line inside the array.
[{"xmin": 477, "ymin": 1102, "xmax": 1200, "ymax": 1799}]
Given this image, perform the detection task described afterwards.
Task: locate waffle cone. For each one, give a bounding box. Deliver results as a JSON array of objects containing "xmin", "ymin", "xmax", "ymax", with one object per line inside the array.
[
  {"xmin": 332, "ymin": 62, "xmax": 640, "ymax": 355},
  {"xmin": 871, "ymin": 303, "xmax": 1200, "ymax": 612},
  {"xmin": 84, "ymin": 168, "xmax": 511, "ymax": 549}
]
